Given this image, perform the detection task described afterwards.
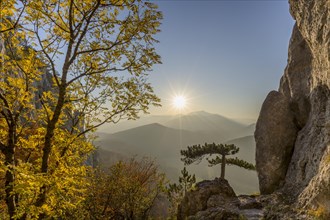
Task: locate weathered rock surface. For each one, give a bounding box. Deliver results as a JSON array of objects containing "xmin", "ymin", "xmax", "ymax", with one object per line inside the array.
[
  {"xmin": 177, "ymin": 179, "xmax": 265, "ymax": 220},
  {"xmin": 255, "ymin": 91, "xmax": 298, "ymax": 194},
  {"xmin": 255, "ymin": 0, "xmax": 330, "ymax": 218},
  {"xmin": 177, "ymin": 178, "xmax": 240, "ymax": 220}
]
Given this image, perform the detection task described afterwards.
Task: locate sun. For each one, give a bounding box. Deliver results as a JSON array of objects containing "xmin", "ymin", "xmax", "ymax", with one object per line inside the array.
[{"xmin": 173, "ymin": 95, "xmax": 187, "ymax": 110}]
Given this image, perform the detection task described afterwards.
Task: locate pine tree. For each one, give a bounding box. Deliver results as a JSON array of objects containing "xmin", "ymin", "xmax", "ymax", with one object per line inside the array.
[
  {"xmin": 166, "ymin": 167, "xmax": 196, "ymax": 217},
  {"xmin": 179, "ymin": 167, "xmax": 196, "ymax": 195},
  {"xmin": 181, "ymin": 143, "xmax": 255, "ymax": 179}
]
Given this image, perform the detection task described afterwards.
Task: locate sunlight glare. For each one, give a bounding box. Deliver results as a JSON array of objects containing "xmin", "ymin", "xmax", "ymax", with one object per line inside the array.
[{"xmin": 173, "ymin": 95, "xmax": 187, "ymax": 110}]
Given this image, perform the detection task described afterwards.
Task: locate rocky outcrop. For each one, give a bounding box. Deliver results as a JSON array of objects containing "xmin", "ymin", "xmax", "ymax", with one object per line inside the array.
[
  {"xmin": 177, "ymin": 178, "xmax": 240, "ymax": 220},
  {"xmin": 177, "ymin": 178, "xmax": 265, "ymax": 220},
  {"xmin": 255, "ymin": 0, "xmax": 330, "ymax": 218}
]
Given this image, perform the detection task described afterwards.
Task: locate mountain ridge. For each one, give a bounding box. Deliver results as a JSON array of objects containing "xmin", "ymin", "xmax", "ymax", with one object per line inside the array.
[{"xmin": 98, "ymin": 110, "xmax": 255, "ymax": 134}]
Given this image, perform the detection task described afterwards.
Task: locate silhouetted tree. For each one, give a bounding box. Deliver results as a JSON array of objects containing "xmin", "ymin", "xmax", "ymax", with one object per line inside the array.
[{"xmin": 181, "ymin": 143, "xmax": 255, "ymax": 179}]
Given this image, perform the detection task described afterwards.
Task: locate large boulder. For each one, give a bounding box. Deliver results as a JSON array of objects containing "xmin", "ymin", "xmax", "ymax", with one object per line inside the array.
[
  {"xmin": 255, "ymin": 91, "xmax": 298, "ymax": 194},
  {"xmin": 177, "ymin": 178, "xmax": 266, "ymax": 220},
  {"xmin": 177, "ymin": 178, "xmax": 240, "ymax": 220},
  {"xmin": 255, "ymin": 0, "xmax": 330, "ymax": 218}
]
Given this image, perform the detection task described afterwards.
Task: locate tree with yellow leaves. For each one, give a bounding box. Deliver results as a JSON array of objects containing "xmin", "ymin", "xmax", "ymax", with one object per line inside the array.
[
  {"xmin": 0, "ymin": 0, "xmax": 162, "ymax": 219},
  {"xmin": 85, "ymin": 157, "xmax": 166, "ymax": 219}
]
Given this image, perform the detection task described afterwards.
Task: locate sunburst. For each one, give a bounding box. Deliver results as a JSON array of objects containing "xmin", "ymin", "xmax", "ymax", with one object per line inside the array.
[{"xmin": 172, "ymin": 95, "xmax": 187, "ymax": 110}]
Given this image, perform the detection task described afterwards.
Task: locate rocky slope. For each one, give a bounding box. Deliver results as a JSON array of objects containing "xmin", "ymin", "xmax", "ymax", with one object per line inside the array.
[{"xmin": 255, "ymin": 0, "xmax": 330, "ymax": 218}]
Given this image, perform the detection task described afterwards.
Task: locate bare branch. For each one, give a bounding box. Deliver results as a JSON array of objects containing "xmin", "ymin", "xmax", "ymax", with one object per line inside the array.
[
  {"xmin": 68, "ymin": 0, "xmax": 101, "ymax": 68},
  {"xmin": 34, "ymin": 18, "xmax": 60, "ymax": 86}
]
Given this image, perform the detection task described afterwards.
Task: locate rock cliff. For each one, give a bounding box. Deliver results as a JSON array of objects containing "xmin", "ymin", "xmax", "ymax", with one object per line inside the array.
[{"xmin": 255, "ymin": 0, "xmax": 330, "ymax": 218}]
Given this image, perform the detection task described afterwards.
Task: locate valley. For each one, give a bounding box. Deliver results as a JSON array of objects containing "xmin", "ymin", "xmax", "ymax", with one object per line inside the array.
[{"xmin": 96, "ymin": 111, "xmax": 258, "ymax": 194}]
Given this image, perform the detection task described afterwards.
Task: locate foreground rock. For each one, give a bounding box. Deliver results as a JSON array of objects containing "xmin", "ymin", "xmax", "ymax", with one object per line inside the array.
[
  {"xmin": 177, "ymin": 178, "xmax": 240, "ymax": 220},
  {"xmin": 255, "ymin": 0, "xmax": 329, "ymax": 218},
  {"xmin": 177, "ymin": 178, "xmax": 265, "ymax": 220}
]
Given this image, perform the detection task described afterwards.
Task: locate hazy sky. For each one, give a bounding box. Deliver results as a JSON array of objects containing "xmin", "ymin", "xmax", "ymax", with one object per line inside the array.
[{"xmin": 146, "ymin": 0, "xmax": 295, "ymax": 119}]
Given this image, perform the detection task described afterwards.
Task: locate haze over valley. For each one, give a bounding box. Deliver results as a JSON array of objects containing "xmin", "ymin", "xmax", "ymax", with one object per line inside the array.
[{"xmin": 96, "ymin": 111, "xmax": 258, "ymax": 194}]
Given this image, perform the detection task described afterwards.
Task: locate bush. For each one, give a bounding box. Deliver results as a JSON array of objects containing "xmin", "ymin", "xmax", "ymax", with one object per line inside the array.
[{"xmin": 85, "ymin": 157, "xmax": 166, "ymax": 219}]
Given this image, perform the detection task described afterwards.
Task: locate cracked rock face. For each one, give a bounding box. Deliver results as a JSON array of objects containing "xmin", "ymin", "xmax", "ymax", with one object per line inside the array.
[{"xmin": 255, "ymin": 0, "xmax": 330, "ymax": 216}]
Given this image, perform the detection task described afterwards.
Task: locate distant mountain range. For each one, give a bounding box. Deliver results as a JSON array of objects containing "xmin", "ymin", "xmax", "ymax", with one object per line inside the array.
[
  {"xmin": 95, "ymin": 111, "xmax": 258, "ymax": 194},
  {"xmin": 98, "ymin": 111, "xmax": 255, "ymax": 136}
]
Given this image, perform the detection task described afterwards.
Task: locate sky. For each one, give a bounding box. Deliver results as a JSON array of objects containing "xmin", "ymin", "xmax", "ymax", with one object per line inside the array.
[{"xmin": 146, "ymin": 0, "xmax": 295, "ymax": 120}]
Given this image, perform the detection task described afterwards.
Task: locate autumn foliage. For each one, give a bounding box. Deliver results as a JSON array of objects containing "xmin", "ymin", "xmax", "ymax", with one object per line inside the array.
[
  {"xmin": 85, "ymin": 158, "xmax": 165, "ymax": 219},
  {"xmin": 0, "ymin": 0, "xmax": 162, "ymax": 219}
]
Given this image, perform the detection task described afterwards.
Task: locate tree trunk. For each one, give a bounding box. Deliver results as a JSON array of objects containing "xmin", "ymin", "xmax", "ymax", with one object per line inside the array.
[
  {"xmin": 5, "ymin": 151, "xmax": 15, "ymax": 219},
  {"xmin": 40, "ymin": 85, "xmax": 66, "ymax": 174},
  {"xmin": 36, "ymin": 85, "xmax": 66, "ymax": 211},
  {"xmin": 4, "ymin": 125, "xmax": 16, "ymax": 219},
  {"xmin": 184, "ymin": 183, "xmax": 187, "ymax": 195},
  {"xmin": 220, "ymin": 154, "xmax": 226, "ymax": 179}
]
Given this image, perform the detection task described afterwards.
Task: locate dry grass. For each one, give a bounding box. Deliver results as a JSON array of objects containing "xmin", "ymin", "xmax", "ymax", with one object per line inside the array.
[{"xmin": 308, "ymin": 204, "xmax": 329, "ymax": 220}]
